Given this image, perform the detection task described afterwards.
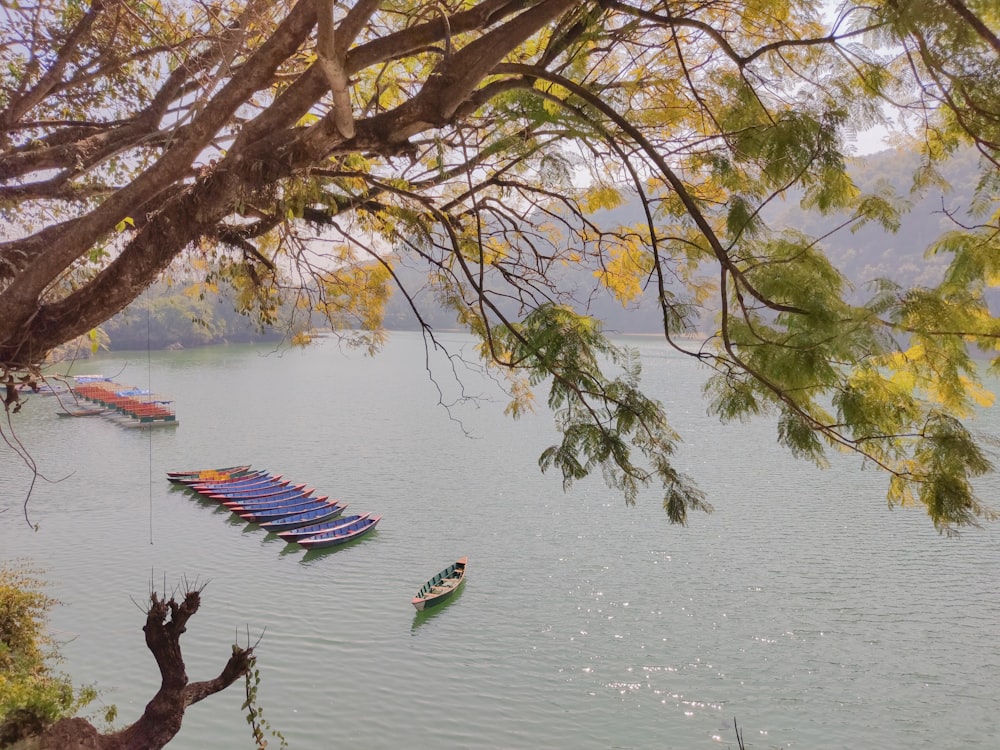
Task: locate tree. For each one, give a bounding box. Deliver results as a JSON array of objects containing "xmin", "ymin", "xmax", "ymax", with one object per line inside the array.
[
  {"xmin": 0, "ymin": 568, "xmax": 256, "ymax": 750},
  {"xmin": 1, "ymin": 0, "xmax": 998, "ymax": 531}
]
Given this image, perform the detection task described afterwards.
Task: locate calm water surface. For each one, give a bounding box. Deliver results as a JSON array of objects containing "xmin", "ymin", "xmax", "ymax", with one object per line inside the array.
[{"xmin": 1, "ymin": 332, "xmax": 998, "ymax": 749}]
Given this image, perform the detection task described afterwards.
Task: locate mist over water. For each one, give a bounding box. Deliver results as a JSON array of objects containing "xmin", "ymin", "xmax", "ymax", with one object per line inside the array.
[{"xmin": 2, "ymin": 331, "xmax": 998, "ymax": 748}]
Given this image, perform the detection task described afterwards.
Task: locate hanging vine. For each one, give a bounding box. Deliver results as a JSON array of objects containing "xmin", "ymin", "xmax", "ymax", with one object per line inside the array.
[{"xmin": 242, "ymin": 628, "xmax": 286, "ymax": 750}]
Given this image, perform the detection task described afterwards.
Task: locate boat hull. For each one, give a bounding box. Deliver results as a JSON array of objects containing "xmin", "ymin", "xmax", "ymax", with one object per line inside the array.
[
  {"xmin": 187, "ymin": 473, "xmax": 281, "ymax": 491},
  {"xmin": 412, "ymin": 558, "xmax": 468, "ymax": 610},
  {"xmin": 237, "ymin": 497, "xmax": 333, "ymax": 523},
  {"xmin": 297, "ymin": 516, "xmax": 382, "ymax": 549},
  {"xmin": 183, "ymin": 472, "xmax": 273, "ymax": 488},
  {"xmin": 275, "ymin": 513, "xmax": 369, "ymax": 542},
  {"xmin": 206, "ymin": 482, "xmax": 304, "ymax": 500},
  {"xmin": 166, "ymin": 464, "xmax": 251, "ymax": 479},
  {"xmin": 258, "ymin": 503, "xmax": 348, "ymax": 532}
]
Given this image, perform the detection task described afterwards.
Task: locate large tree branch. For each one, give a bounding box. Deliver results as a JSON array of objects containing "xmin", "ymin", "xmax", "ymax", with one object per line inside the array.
[
  {"xmin": 0, "ymin": 11, "xmax": 257, "ymax": 184},
  {"xmin": 1, "ymin": 1, "xmax": 585, "ymax": 365},
  {"xmin": 316, "ymin": 0, "xmax": 357, "ymax": 138},
  {"xmin": 295, "ymin": 0, "xmax": 577, "ymax": 155},
  {"xmin": 940, "ymin": 0, "xmax": 1000, "ymax": 56},
  {"xmin": 0, "ymin": 0, "xmax": 113, "ymax": 140},
  {"xmin": 0, "ymin": 0, "xmax": 318, "ymax": 343},
  {"xmin": 225, "ymin": 0, "xmax": 540, "ymax": 159},
  {"xmin": 183, "ymin": 646, "xmax": 255, "ymax": 708}
]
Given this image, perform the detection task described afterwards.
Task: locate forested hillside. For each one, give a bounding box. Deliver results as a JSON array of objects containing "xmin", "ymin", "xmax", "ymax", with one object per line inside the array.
[
  {"xmin": 93, "ymin": 281, "xmax": 290, "ymax": 352},
  {"xmin": 767, "ymin": 146, "xmax": 983, "ymax": 297}
]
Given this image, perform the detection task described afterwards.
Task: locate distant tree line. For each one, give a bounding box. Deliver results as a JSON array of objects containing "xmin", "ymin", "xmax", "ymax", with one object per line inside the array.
[{"xmin": 100, "ymin": 282, "xmax": 288, "ymax": 351}]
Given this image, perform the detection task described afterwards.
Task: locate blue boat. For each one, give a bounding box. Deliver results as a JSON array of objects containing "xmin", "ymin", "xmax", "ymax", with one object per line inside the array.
[
  {"xmin": 237, "ymin": 497, "xmax": 334, "ymax": 523},
  {"xmin": 189, "ymin": 472, "xmax": 280, "ymax": 490},
  {"xmin": 206, "ymin": 482, "xmax": 305, "ymax": 500},
  {"xmin": 220, "ymin": 489, "xmax": 316, "ymax": 511},
  {"xmin": 296, "ymin": 515, "xmax": 382, "ymax": 550},
  {"xmin": 191, "ymin": 482, "xmax": 288, "ymax": 499},
  {"xmin": 188, "ymin": 472, "xmax": 281, "ymax": 491},
  {"xmin": 179, "ymin": 469, "xmax": 272, "ymax": 487},
  {"xmin": 274, "ymin": 512, "xmax": 369, "ymax": 542},
  {"xmin": 258, "ymin": 503, "xmax": 349, "ymax": 532}
]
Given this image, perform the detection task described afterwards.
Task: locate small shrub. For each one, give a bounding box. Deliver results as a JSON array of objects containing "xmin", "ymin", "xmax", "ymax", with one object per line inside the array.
[{"xmin": 0, "ymin": 562, "xmax": 97, "ymax": 744}]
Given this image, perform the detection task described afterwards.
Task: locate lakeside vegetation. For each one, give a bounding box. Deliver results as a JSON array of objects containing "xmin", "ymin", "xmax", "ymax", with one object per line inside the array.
[{"xmin": 0, "ymin": 564, "xmax": 104, "ymax": 747}]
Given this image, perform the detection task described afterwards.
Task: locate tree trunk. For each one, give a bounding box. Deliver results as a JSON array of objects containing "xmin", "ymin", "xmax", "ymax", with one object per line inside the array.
[{"xmin": 26, "ymin": 589, "xmax": 254, "ymax": 750}]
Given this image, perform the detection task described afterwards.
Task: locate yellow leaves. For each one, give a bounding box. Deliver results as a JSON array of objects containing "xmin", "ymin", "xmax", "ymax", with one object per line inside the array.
[
  {"xmin": 480, "ymin": 237, "xmax": 509, "ymax": 265},
  {"xmin": 114, "ymin": 216, "xmax": 134, "ymax": 233},
  {"xmin": 888, "ymin": 468, "xmax": 920, "ymax": 508},
  {"xmin": 593, "ymin": 229, "xmax": 653, "ymax": 306},
  {"xmin": 475, "ymin": 335, "xmax": 513, "ymax": 367},
  {"xmin": 317, "ymin": 261, "xmax": 391, "ymax": 332},
  {"xmin": 960, "ymin": 378, "xmax": 995, "ymax": 409},
  {"xmin": 87, "ymin": 328, "xmax": 101, "ymax": 354},
  {"xmin": 984, "ymin": 268, "xmax": 1000, "ymax": 287},
  {"xmin": 182, "ymin": 280, "xmax": 219, "ymax": 299},
  {"xmin": 881, "ymin": 343, "xmax": 995, "ymax": 416},
  {"xmin": 581, "ymin": 184, "xmax": 623, "ymax": 213},
  {"xmin": 503, "ymin": 376, "xmax": 537, "ymax": 419}
]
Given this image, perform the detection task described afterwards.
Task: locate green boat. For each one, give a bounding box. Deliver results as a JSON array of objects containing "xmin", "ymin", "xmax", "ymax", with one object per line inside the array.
[{"xmin": 412, "ymin": 558, "xmax": 467, "ymax": 611}]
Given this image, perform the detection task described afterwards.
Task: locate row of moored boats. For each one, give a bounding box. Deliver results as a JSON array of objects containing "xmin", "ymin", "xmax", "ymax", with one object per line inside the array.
[
  {"xmin": 60, "ymin": 375, "xmax": 179, "ymax": 428},
  {"xmin": 167, "ymin": 465, "xmax": 467, "ymax": 609},
  {"xmin": 166, "ymin": 465, "xmax": 381, "ymax": 550}
]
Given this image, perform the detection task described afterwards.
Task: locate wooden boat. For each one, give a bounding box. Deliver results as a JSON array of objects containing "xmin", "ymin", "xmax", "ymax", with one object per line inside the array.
[
  {"xmin": 205, "ymin": 481, "xmax": 303, "ymax": 500},
  {"xmin": 257, "ymin": 502, "xmax": 348, "ymax": 532},
  {"xmin": 180, "ymin": 470, "xmax": 272, "ymax": 488},
  {"xmin": 296, "ymin": 515, "xmax": 382, "ymax": 550},
  {"xmin": 274, "ymin": 512, "xmax": 368, "ymax": 542},
  {"xmin": 16, "ymin": 382, "xmax": 69, "ymax": 396},
  {"xmin": 166, "ymin": 465, "xmax": 251, "ymax": 482},
  {"xmin": 185, "ymin": 469, "xmax": 274, "ymax": 487},
  {"xmin": 219, "ymin": 489, "xmax": 316, "ymax": 511},
  {"xmin": 192, "ymin": 480, "xmax": 290, "ymax": 499},
  {"xmin": 411, "ymin": 558, "xmax": 468, "ymax": 611},
  {"xmin": 56, "ymin": 405, "xmax": 108, "ymax": 417},
  {"xmin": 186, "ymin": 472, "xmax": 280, "ymax": 490},
  {"xmin": 236, "ymin": 496, "xmax": 334, "ymax": 523},
  {"xmin": 215, "ymin": 486, "xmax": 311, "ymax": 504}
]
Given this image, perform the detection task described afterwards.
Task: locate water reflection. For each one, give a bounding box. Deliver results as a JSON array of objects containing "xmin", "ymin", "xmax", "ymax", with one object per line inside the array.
[{"xmin": 410, "ymin": 584, "xmax": 467, "ymax": 634}]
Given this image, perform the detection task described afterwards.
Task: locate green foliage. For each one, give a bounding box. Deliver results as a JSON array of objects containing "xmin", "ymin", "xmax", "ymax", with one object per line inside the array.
[
  {"xmin": 491, "ymin": 304, "xmax": 709, "ymax": 523},
  {"xmin": 243, "ymin": 658, "xmax": 286, "ymax": 750},
  {"xmin": 0, "ymin": 563, "xmax": 97, "ymax": 745},
  {"xmin": 699, "ymin": 207, "xmax": 1000, "ymax": 531}
]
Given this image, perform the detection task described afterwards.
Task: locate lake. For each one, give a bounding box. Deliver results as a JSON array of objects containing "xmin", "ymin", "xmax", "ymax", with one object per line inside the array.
[{"xmin": 1, "ymin": 331, "xmax": 998, "ymax": 749}]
